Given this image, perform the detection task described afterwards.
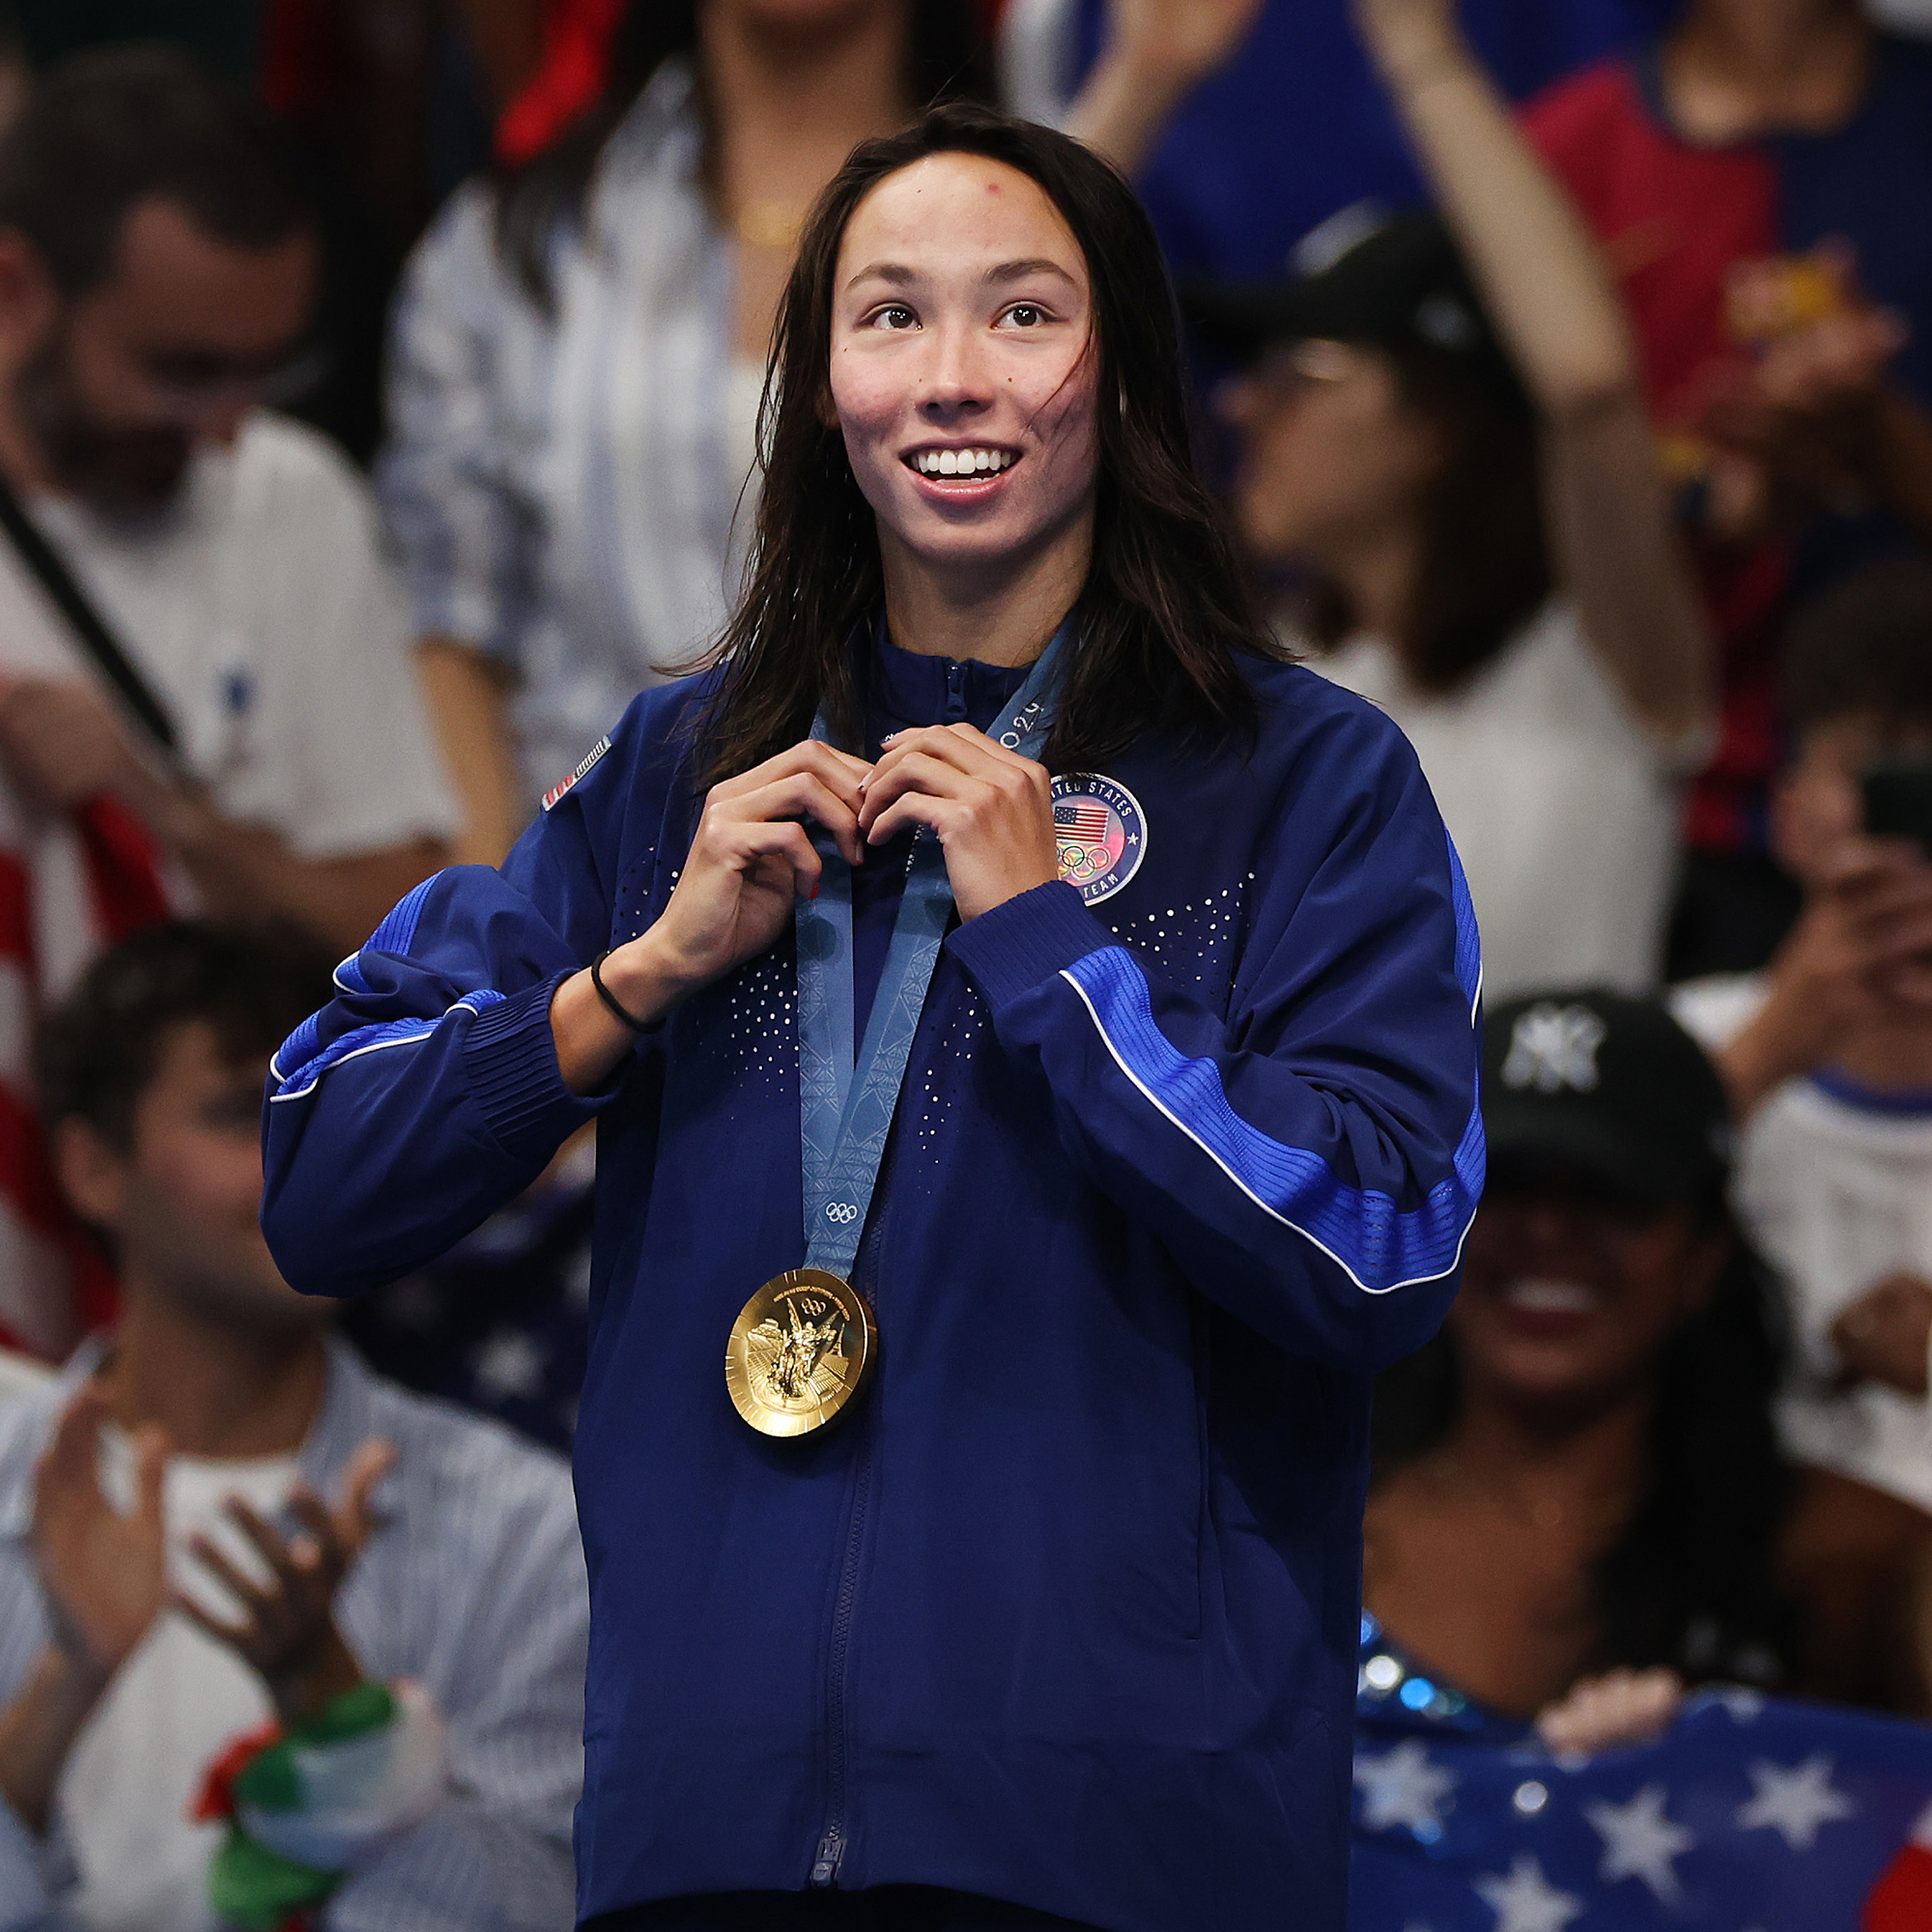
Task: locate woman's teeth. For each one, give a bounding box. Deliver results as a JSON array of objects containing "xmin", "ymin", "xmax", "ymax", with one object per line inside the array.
[
  {"xmin": 911, "ymin": 448, "xmax": 1015, "ymax": 476},
  {"xmin": 1500, "ymin": 1279, "xmax": 1601, "ymax": 1316}
]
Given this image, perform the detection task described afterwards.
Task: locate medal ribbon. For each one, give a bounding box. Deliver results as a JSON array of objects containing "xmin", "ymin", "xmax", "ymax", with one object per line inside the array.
[{"xmin": 793, "ymin": 621, "xmax": 1070, "ymax": 1283}]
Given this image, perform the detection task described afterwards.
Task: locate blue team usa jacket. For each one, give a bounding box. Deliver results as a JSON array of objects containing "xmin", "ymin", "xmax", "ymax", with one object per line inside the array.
[{"xmin": 261, "ymin": 651, "xmax": 1483, "ymax": 1932}]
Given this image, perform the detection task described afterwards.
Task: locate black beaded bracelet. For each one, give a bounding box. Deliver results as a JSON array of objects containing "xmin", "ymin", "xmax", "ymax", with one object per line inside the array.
[{"xmin": 589, "ymin": 950, "xmax": 653, "ymax": 1034}]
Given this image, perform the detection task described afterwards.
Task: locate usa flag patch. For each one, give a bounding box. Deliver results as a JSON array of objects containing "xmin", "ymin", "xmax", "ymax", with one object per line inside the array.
[
  {"xmin": 542, "ymin": 737, "xmax": 611, "ymax": 811},
  {"xmin": 1050, "ymin": 773, "xmax": 1147, "ymax": 905}
]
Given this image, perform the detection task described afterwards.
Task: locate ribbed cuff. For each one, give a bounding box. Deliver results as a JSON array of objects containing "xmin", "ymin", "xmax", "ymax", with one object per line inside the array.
[
  {"xmin": 463, "ymin": 972, "xmax": 604, "ymax": 1160},
  {"xmin": 946, "ymin": 881, "xmax": 1115, "ymax": 1014}
]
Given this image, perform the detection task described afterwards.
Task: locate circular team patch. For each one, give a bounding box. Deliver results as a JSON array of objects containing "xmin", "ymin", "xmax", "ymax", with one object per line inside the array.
[{"xmin": 1051, "ymin": 773, "xmax": 1148, "ymax": 905}]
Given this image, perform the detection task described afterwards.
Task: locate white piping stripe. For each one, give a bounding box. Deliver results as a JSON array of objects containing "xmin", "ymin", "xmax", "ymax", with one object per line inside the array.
[
  {"xmin": 1057, "ymin": 968, "xmax": 1474, "ymax": 1297},
  {"xmin": 268, "ymin": 999, "xmax": 491, "ymax": 1103}
]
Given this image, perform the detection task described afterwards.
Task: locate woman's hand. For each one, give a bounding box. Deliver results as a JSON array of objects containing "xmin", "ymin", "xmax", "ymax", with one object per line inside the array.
[
  {"xmin": 857, "ymin": 724, "xmax": 1059, "ymax": 922},
  {"xmin": 1536, "ymin": 1667, "xmax": 1685, "ymax": 1756},
  {"xmin": 175, "ymin": 1439, "xmax": 395, "ymax": 1726},
  {"xmin": 1067, "ymin": 0, "xmax": 1265, "ymax": 173},
  {"xmin": 552, "ymin": 740, "xmax": 871, "ymax": 1094}
]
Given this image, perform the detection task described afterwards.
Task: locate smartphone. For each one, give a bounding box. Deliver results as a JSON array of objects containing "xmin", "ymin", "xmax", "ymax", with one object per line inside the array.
[{"xmin": 1861, "ymin": 759, "xmax": 1932, "ymax": 858}]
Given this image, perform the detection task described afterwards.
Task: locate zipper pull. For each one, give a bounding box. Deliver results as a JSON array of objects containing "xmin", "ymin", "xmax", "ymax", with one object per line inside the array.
[
  {"xmin": 810, "ymin": 1828, "xmax": 844, "ymax": 1888},
  {"xmin": 944, "ymin": 661, "xmax": 967, "ymax": 723}
]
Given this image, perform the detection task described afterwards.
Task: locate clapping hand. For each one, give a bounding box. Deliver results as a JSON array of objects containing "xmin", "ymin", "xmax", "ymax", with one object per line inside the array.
[
  {"xmin": 175, "ymin": 1438, "xmax": 395, "ymax": 1725},
  {"xmin": 31, "ymin": 1384, "xmax": 168, "ymax": 1685},
  {"xmin": 1831, "ymin": 1273, "xmax": 1932, "ymax": 1398}
]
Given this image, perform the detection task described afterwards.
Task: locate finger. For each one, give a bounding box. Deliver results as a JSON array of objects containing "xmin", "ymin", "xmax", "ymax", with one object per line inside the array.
[
  {"xmin": 130, "ymin": 1425, "xmax": 169, "ymax": 1534},
  {"xmin": 336, "ymin": 1440, "xmax": 397, "ymax": 1553},
  {"xmin": 170, "ymin": 1587, "xmax": 253, "ymax": 1653},
  {"xmin": 287, "ymin": 1487, "xmax": 348, "ymax": 1577},
  {"xmin": 864, "ymin": 789, "xmax": 959, "ymax": 849},
  {"xmin": 732, "ymin": 772, "xmax": 866, "ymax": 867},
  {"xmin": 186, "ymin": 1533, "xmax": 272, "ymax": 1616},
  {"xmin": 724, "ymin": 819, "xmax": 825, "ymax": 898},
  {"xmin": 714, "ymin": 739, "xmax": 871, "ymax": 810},
  {"xmin": 221, "ymin": 1498, "xmax": 308, "ymax": 1597},
  {"xmin": 857, "ymin": 753, "xmax": 978, "ymax": 837}
]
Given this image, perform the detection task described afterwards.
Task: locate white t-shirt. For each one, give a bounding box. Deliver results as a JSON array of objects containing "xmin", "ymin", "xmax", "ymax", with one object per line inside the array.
[
  {"xmin": 1673, "ymin": 975, "xmax": 1932, "ymax": 1515},
  {"xmin": 0, "ymin": 412, "xmax": 458, "ymax": 863},
  {"xmin": 57, "ymin": 1439, "xmax": 299, "ymax": 1932},
  {"xmin": 1314, "ymin": 602, "xmax": 1695, "ymax": 1000}
]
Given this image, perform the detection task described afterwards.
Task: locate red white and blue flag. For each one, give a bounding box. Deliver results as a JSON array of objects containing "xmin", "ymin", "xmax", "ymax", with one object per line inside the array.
[{"xmin": 1352, "ymin": 1618, "xmax": 1932, "ymax": 1930}]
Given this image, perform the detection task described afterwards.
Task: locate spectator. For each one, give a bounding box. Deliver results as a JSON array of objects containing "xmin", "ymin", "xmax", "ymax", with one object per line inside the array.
[
  {"xmin": 1366, "ymin": 990, "xmax": 1799, "ymax": 1748},
  {"xmin": 1526, "ymin": 0, "xmax": 1932, "ymax": 977},
  {"xmin": 1190, "ymin": 0, "xmax": 1711, "ymax": 999},
  {"xmin": 382, "ymin": 0, "xmax": 1259, "ymax": 863},
  {"xmin": 0, "ymin": 922, "xmax": 586, "ymax": 1931},
  {"xmin": 0, "ymin": 45, "xmax": 456, "ymax": 956},
  {"xmin": 1673, "ymin": 556, "xmax": 1932, "ymax": 1711}
]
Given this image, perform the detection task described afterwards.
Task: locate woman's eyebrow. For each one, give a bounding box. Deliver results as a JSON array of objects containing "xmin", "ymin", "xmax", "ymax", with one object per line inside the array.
[
  {"xmin": 985, "ymin": 258, "xmax": 1078, "ymax": 287},
  {"xmin": 844, "ymin": 262, "xmax": 918, "ymax": 290}
]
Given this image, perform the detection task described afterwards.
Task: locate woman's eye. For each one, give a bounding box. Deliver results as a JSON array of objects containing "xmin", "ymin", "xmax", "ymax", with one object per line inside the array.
[
  {"xmin": 868, "ymin": 304, "xmax": 918, "ymax": 330},
  {"xmin": 1003, "ymin": 303, "xmax": 1047, "ymax": 328}
]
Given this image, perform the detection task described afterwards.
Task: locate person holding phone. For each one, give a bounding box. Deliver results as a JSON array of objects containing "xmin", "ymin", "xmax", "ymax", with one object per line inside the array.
[
  {"xmin": 1675, "ymin": 554, "xmax": 1932, "ymax": 1710},
  {"xmin": 261, "ymin": 105, "xmax": 1480, "ymax": 1931}
]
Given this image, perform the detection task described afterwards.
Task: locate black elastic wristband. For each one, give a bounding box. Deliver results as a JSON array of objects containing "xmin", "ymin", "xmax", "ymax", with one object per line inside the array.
[{"xmin": 589, "ymin": 950, "xmax": 653, "ymax": 1035}]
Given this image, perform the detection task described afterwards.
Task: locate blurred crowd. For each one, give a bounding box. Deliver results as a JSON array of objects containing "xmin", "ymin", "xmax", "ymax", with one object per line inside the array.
[{"xmin": 0, "ymin": 0, "xmax": 1928, "ymax": 1926}]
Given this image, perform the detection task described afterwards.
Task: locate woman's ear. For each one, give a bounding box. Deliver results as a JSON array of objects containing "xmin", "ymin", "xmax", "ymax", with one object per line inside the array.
[{"xmin": 50, "ymin": 1115, "xmax": 129, "ymax": 1236}]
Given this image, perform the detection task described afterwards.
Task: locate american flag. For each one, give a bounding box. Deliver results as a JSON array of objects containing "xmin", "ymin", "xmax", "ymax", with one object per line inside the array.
[
  {"xmin": 1351, "ymin": 1615, "xmax": 1932, "ymax": 1929},
  {"xmin": 1054, "ymin": 800, "xmax": 1111, "ymax": 844}
]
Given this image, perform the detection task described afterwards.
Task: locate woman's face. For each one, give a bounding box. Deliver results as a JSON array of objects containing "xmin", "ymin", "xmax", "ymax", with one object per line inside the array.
[
  {"xmin": 1453, "ymin": 1178, "xmax": 1728, "ymax": 1413},
  {"xmin": 1217, "ymin": 340, "xmax": 1441, "ymax": 569},
  {"xmin": 829, "ymin": 153, "xmax": 1098, "ymax": 589}
]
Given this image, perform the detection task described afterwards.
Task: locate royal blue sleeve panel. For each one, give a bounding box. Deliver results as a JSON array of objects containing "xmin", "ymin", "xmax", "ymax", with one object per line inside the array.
[
  {"xmin": 263, "ymin": 803, "xmax": 617, "ymax": 1298},
  {"xmin": 947, "ymin": 734, "xmax": 1482, "ymax": 1371}
]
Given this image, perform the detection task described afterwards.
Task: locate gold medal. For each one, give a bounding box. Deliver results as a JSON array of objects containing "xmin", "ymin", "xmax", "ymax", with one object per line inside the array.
[{"xmin": 724, "ymin": 1268, "xmax": 876, "ymax": 1437}]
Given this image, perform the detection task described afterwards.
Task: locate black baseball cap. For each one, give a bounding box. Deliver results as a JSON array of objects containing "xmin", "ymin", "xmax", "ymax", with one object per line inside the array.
[
  {"xmin": 1482, "ymin": 990, "xmax": 1732, "ymax": 1209},
  {"xmin": 1179, "ymin": 203, "xmax": 1530, "ymax": 416}
]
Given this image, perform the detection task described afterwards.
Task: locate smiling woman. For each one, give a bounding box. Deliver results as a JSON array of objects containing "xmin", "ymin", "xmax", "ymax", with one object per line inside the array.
[{"xmin": 263, "ymin": 103, "xmax": 1485, "ymax": 1932}]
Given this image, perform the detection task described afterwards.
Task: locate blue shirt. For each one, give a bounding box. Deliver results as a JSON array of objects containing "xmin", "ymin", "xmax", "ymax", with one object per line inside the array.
[{"xmin": 261, "ymin": 651, "xmax": 1482, "ymax": 1931}]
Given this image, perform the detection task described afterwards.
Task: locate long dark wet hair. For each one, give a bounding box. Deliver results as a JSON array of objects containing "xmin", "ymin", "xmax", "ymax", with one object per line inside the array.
[
  {"xmin": 689, "ymin": 102, "xmax": 1277, "ymax": 788},
  {"xmin": 1373, "ymin": 1201, "xmax": 1798, "ymax": 1690}
]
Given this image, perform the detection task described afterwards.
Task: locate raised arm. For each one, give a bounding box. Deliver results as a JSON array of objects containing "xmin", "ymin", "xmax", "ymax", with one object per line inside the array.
[
  {"xmin": 1354, "ymin": 0, "xmax": 1712, "ymax": 744},
  {"xmin": 1061, "ymin": 0, "xmax": 1266, "ymax": 178}
]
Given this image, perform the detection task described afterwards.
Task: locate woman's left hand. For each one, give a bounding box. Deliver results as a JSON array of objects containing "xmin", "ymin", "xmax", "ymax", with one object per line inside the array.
[{"xmin": 858, "ymin": 724, "xmax": 1059, "ymax": 921}]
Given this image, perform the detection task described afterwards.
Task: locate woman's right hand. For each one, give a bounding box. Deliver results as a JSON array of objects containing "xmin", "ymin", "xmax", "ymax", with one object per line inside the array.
[{"xmin": 552, "ymin": 739, "xmax": 870, "ymax": 1094}]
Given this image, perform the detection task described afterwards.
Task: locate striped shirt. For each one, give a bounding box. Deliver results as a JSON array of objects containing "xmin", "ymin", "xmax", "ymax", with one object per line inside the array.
[
  {"xmin": 378, "ymin": 56, "xmax": 757, "ymax": 806},
  {"xmin": 0, "ymin": 1338, "xmax": 587, "ymax": 1931}
]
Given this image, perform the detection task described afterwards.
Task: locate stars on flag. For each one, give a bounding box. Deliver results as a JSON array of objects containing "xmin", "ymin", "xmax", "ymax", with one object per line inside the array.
[
  {"xmin": 1354, "ymin": 1740, "xmax": 1459, "ymax": 1834},
  {"xmin": 1584, "ymin": 1783, "xmax": 1695, "ymax": 1901},
  {"xmin": 1473, "ymin": 1854, "xmax": 1584, "ymax": 1932},
  {"xmin": 1735, "ymin": 1754, "xmax": 1858, "ymax": 1852}
]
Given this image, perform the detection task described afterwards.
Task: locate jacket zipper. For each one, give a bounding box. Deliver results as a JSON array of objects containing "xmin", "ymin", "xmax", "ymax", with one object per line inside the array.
[
  {"xmin": 814, "ymin": 668, "xmax": 960, "ymax": 1887},
  {"xmin": 810, "ymin": 1095, "xmax": 897, "ymax": 1887}
]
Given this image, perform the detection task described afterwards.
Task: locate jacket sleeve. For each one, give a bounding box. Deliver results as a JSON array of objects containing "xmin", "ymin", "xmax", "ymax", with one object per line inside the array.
[
  {"xmin": 946, "ymin": 727, "xmax": 1483, "ymax": 1371},
  {"xmin": 261, "ymin": 776, "xmax": 622, "ymax": 1298}
]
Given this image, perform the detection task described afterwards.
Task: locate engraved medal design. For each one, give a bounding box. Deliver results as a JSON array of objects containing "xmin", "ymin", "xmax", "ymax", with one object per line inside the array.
[
  {"xmin": 1052, "ymin": 773, "xmax": 1148, "ymax": 904},
  {"xmin": 726, "ymin": 1268, "xmax": 876, "ymax": 1437}
]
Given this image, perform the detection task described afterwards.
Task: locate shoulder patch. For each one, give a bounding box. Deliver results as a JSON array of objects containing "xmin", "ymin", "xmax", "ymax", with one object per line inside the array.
[
  {"xmin": 542, "ymin": 736, "xmax": 611, "ymax": 811},
  {"xmin": 1051, "ymin": 773, "xmax": 1148, "ymax": 905}
]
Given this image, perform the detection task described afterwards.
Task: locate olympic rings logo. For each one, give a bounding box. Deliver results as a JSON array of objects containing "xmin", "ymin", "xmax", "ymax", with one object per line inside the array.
[{"xmin": 824, "ymin": 1202, "xmax": 859, "ymax": 1224}]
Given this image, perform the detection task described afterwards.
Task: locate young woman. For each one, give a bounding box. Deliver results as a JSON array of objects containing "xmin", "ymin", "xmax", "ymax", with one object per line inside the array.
[
  {"xmin": 1207, "ymin": 0, "xmax": 1713, "ymax": 1001},
  {"xmin": 265, "ymin": 107, "xmax": 1480, "ymax": 1930},
  {"xmin": 1366, "ymin": 990, "xmax": 1796, "ymax": 1751},
  {"xmin": 383, "ymin": 0, "xmax": 1260, "ymax": 864}
]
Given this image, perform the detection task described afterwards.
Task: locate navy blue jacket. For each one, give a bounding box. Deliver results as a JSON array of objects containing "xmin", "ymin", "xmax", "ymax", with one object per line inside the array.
[{"xmin": 261, "ymin": 650, "xmax": 1482, "ymax": 1932}]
